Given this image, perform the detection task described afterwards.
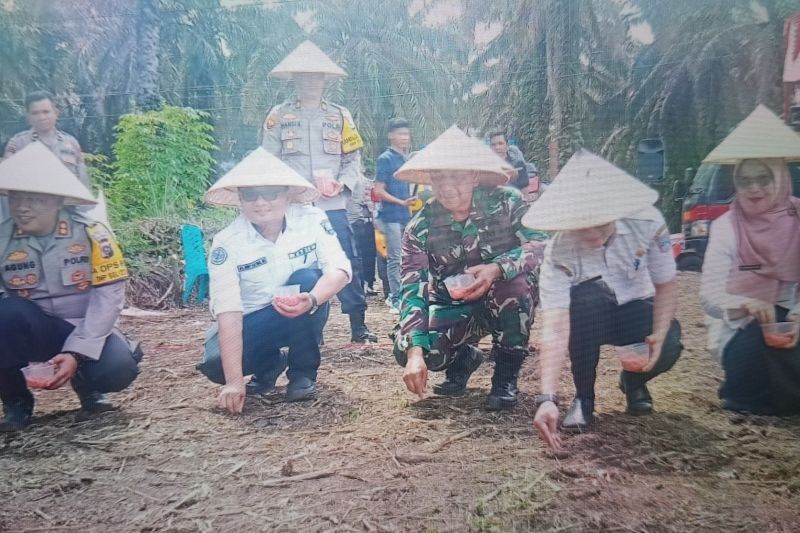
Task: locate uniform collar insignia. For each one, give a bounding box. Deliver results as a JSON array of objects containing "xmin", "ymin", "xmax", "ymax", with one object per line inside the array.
[{"xmin": 56, "ymin": 218, "xmax": 72, "ymax": 238}]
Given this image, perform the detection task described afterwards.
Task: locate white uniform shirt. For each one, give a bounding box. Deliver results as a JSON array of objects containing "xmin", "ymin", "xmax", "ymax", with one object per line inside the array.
[
  {"xmin": 700, "ymin": 212, "xmax": 800, "ymax": 360},
  {"xmin": 539, "ymin": 207, "xmax": 677, "ymax": 311},
  {"xmin": 208, "ymin": 205, "xmax": 352, "ymax": 317}
]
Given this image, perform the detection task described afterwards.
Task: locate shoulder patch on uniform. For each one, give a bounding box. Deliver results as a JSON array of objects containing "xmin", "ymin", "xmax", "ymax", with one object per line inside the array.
[
  {"xmin": 210, "ymin": 247, "xmax": 228, "ymax": 265},
  {"xmin": 86, "ymin": 223, "xmax": 128, "ymax": 286},
  {"xmin": 339, "ymin": 108, "xmax": 364, "ymax": 154},
  {"xmin": 320, "ymin": 219, "xmax": 335, "ymax": 235}
]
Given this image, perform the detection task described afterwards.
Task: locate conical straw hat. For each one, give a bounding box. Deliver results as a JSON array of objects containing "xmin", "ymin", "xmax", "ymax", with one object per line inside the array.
[
  {"xmin": 204, "ymin": 147, "xmax": 318, "ymax": 207},
  {"xmin": 269, "ymin": 40, "xmax": 347, "ymax": 80},
  {"xmin": 522, "ymin": 149, "xmax": 658, "ymax": 231},
  {"xmin": 0, "ymin": 142, "xmax": 96, "ymax": 205},
  {"xmin": 394, "ymin": 125, "xmax": 514, "ymax": 186},
  {"xmin": 703, "ymin": 105, "xmax": 800, "ymax": 163}
]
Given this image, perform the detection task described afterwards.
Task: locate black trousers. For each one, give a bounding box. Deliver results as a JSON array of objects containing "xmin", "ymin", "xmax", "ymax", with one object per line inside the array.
[
  {"xmin": 351, "ymin": 218, "xmax": 377, "ymax": 287},
  {"xmin": 197, "ymin": 269, "xmax": 329, "ymax": 383},
  {"xmin": 568, "ymin": 280, "xmax": 683, "ymax": 402},
  {"xmin": 720, "ymin": 306, "xmax": 800, "ymax": 414},
  {"xmin": 326, "ymin": 209, "xmax": 367, "ymax": 315},
  {"xmin": 0, "ymin": 296, "xmax": 142, "ymax": 402}
]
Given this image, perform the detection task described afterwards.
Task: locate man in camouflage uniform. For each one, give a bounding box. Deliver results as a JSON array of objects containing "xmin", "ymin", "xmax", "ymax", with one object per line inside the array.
[
  {"xmin": 393, "ymin": 126, "xmax": 547, "ymax": 410},
  {"xmin": 2, "ymin": 91, "xmax": 89, "ymax": 221},
  {"xmin": 260, "ymin": 40, "xmax": 376, "ymax": 344}
]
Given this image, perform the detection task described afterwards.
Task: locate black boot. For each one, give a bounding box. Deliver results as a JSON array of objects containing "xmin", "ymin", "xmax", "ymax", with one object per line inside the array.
[
  {"xmin": 0, "ymin": 370, "xmax": 34, "ymax": 432},
  {"xmin": 247, "ymin": 350, "xmax": 288, "ymax": 396},
  {"xmin": 75, "ymin": 389, "xmax": 115, "ymax": 414},
  {"xmin": 486, "ymin": 348, "xmax": 526, "ymax": 411},
  {"xmin": 0, "ymin": 392, "xmax": 34, "ymax": 432},
  {"xmin": 619, "ymin": 374, "xmax": 653, "ymax": 416},
  {"xmin": 432, "ymin": 345, "xmax": 484, "ymax": 396},
  {"xmin": 349, "ymin": 310, "xmax": 377, "ymax": 344}
]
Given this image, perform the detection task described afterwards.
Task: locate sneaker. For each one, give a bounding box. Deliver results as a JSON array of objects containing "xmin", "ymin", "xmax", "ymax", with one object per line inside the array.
[
  {"xmin": 385, "ymin": 297, "xmax": 394, "ymax": 308},
  {"xmin": 365, "ymin": 285, "xmax": 378, "ymax": 296},
  {"xmin": 389, "ymin": 304, "xmax": 400, "ymax": 315}
]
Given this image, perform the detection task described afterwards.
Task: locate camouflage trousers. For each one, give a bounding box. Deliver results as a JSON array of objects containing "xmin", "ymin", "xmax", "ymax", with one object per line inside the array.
[{"xmin": 393, "ymin": 273, "xmax": 538, "ymax": 371}]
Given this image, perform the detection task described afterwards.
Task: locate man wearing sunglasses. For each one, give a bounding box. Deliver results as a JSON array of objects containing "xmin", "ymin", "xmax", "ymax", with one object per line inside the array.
[{"xmin": 198, "ymin": 148, "xmax": 351, "ymax": 412}]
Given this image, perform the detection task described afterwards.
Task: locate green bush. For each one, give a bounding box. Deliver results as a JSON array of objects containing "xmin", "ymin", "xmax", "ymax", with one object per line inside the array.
[{"xmin": 108, "ymin": 106, "xmax": 217, "ymax": 223}]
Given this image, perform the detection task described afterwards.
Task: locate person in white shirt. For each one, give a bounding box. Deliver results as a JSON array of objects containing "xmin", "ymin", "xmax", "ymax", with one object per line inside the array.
[
  {"xmin": 197, "ymin": 148, "xmax": 351, "ymax": 413},
  {"xmin": 697, "ymin": 106, "xmax": 800, "ymax": 415},
  {"xmin": 525, "ymin": 151, "xmax": 682, "ymax": 450},
  {"xmin": 701, "ymin": 159, "xmax": 800, "ymax": 415}
]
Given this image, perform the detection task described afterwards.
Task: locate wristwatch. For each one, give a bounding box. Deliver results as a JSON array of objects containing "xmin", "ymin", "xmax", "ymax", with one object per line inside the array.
[
  {"xmin": 307, "ymin": 293, "xmax": 319, "ymax": 315},
  {"xmin": 534, "ymin": 394, "xmax": 560, "ymax": 408}
]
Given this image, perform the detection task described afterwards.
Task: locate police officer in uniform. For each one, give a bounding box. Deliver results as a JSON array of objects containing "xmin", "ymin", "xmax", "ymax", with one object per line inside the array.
[
  {"xmin": 394, "ymin": 126, "xmax": 548, "ymax": 410},
  {"xmin": 260, "ymin": 40, "xmax": 376, "ymax": 344},
  {"xmin": 0, "ymin": 143, "xmax": 141, "ymax": 432},
  {"xmin": 525, "ymin": 150, "xmax": 683, "ymax": 451},
  {"xmin": 1, "ymin": 91, "xmax": 89, "ymax": 221},
  {"xmin": 197, "ymin": 148, "xmax": 351, "ymax": 413}
]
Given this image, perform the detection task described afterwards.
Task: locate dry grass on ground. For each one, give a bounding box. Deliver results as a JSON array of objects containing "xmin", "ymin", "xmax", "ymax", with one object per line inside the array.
[{"xmin": 1, "ymin": 273, "xmax": 799, "ymax": 532}]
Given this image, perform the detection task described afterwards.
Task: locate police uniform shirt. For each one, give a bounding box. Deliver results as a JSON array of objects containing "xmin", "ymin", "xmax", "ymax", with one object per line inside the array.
[
  {"xmin": 260, "ymin": 100, "xmax": 364, "ymax": 213},
  {"xmin": 539, "ymin": 207, "xmax": 677, "ymax": 311},
  {"xmin": 0, "ymin": 210, "xmax": 128, "ymax": 360},
  {"xmin": 208, "ymin": 204, "xmax": 353, "ymax": 317}
]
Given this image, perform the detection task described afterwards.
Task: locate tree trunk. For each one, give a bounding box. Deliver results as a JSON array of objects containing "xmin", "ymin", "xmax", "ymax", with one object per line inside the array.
[{"xmin": 134, "ymin": 0, "xmax": 161, "ymax": 111}]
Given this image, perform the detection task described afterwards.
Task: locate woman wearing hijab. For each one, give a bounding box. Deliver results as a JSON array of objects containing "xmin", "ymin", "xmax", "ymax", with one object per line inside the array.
[{"xmin": 701, "ymin": 157, "xmax": 800, "ymax": 414}]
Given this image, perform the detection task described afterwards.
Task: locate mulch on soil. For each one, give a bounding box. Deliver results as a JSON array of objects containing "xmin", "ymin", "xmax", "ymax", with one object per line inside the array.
[{"xmin": 1, "ymin": 273, "xmax": 799, "ymax": 532}]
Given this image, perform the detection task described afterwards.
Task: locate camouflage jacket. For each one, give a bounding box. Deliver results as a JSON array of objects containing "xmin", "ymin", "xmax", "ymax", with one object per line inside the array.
[{"xmin": 399, "ymin": 186, "xmax": 548, "ymax": 351}]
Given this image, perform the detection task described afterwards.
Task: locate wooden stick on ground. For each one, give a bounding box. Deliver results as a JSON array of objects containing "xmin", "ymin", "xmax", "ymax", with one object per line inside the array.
[{"xmin": 260, "ymin": 469, "xmax": 336, "ymax": 488}]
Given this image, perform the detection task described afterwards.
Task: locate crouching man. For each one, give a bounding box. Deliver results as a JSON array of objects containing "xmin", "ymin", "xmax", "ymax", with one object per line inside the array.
[
  {"xmin": 526, "ymin": 150, "xmax": 682, "ymax": 450},
  {"xmin": 0, "ymin": 144, "xmax": 142, "ymax": 432},
  {"xmin": 197, "ymin": 148, "xmax": 350, "ymax": 414},
  {"xmin": 393, "ymin": 126, "xmax": 547, "ymax": 410}
]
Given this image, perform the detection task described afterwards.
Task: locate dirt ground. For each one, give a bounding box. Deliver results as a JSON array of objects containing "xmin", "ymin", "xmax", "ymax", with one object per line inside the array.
[{"xmin": 1, "ymin": 273, "xmax": 799, "ymax": 532}]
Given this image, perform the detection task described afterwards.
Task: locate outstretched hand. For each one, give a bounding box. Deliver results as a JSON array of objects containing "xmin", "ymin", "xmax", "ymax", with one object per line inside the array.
[{"xmin": 533, "ymin": 401, "xmax": 562, "ymax": 451}]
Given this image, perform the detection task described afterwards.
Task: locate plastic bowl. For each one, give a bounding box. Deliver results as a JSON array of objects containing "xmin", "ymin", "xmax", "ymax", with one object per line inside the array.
[
  {"xmin": 761, "ymin": 322, "xmax": 799, "ymax": 349},
  {"xmin": 22, "ymin": 363, "xmax": 56, "ymax": 389},
  {"xmin": 273, "ymin": 285, "xmax": 302, "ymax": 306},
  {"xmin": 443, "ymin": 274, "xmax": 476, "ymax": 300},
  {"xmin": 616, "ymin": 343, "xmax": 650, "ymax": 373}
]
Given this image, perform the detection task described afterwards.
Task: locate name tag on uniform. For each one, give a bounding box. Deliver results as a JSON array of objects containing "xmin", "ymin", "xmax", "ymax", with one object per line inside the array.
[
  {"xmin": 237, "ymin": 257, "xmax": 268, "ymax": 272},
  {"xmin": 288, "ymin": 244, "xmax": 317, "ymax": 260},
  {"xmin": 738, "ymin": 264, "xmax": 762, "ymax": 271}
]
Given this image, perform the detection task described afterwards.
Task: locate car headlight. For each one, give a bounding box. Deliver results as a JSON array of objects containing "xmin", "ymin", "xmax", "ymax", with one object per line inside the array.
[{"xmin": 689, "ymin": 220, "xmax": 709, "ymax": 237}]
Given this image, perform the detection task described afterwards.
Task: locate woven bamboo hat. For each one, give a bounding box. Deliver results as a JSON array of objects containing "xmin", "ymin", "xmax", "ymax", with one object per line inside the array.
[
  {"xmin": 204, "ymin": 147, "xmax": 318, "ymax": 207},
  {"xmin": 269, "ymin": 40, "xmax": 347, "ymax": 80},
  {"xmin": 522, "ymin": 149, "xmax": 658, "ymax": 231},
  {"xmin": 0, "ymin": 142, "xmax": 96, "ymax": 205},
  {"xmin": 703, "ymin": 105, "xmax": 800, "ymax": 164},
  {"xmin": 394, "ymin": 125, "xmax": 514, "ymax": 186}
]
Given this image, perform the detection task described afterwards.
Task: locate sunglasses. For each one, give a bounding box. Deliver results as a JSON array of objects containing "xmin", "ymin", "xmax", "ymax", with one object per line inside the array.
[
  {"xmin": 734, "ymin": 174, "xmax": 773, "ymax": 189},
  {"xmin": 239, "ymin": 187, "xmax": 288, "ymax": 202}
]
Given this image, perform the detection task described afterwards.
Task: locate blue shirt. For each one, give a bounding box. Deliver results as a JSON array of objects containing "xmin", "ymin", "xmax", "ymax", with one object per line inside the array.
[{"xmin": 375, "ymin": 147, "xmax": 411, "ymax": 224}]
